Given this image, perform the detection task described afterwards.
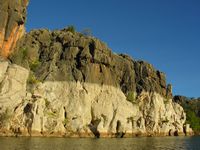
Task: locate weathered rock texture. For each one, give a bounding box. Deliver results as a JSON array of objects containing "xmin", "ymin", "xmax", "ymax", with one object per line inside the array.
[
  {"xmin": 10, "ymin": 29, "xmax": 172, "ymax": 99},
  {"xmin": 0, "ymin": 28, "xmax": 192, "ymax": 137},
  {"xmin": 0, "ymin": 0, "xmax": 29, "ymax": 57},
  {"xmin": 0, "ymin": 0, "xmax": 193, "ymax": 137},
  {"xmin": 0, "ymin": 61, "xmax": 187, "ymax": 137}
]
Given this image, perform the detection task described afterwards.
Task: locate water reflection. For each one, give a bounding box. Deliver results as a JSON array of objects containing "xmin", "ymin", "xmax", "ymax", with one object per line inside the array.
[{"xmin": 0, "ymin": 136, "xmax": 199, "ymax": 150}]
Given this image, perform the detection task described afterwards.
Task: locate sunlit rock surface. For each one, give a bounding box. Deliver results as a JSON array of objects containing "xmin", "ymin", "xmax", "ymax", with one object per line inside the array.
[
  {"xmin": 0, "ymin": 0, "xmax": 29, "ymax": 57},
  {"xmin": 0, "ymin": 0, "xmax": 193, "ymax": 137},
  {"xmin": 0, "ymin": 61, "xmax": 191, "ymax": 137}
]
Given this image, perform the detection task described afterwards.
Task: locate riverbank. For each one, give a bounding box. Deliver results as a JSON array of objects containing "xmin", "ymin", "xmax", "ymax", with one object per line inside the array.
[{"xmin": 0, "ymin": 128, "xmax": 194, "ymax": 138}]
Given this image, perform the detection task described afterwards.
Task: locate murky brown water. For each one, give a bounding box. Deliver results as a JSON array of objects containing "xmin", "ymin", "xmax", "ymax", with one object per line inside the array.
[{"xmin": 0, "ymin": 136, "xmax": 199, "ymax": 150}]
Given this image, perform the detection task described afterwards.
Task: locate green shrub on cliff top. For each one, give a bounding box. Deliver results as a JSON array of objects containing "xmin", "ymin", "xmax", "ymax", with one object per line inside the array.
[{"xmin": 66, "ymin": 25, "xmax": 76, "ymax": 34}]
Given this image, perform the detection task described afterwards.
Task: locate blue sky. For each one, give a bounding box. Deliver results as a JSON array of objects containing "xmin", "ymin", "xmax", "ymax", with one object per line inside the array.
[{"xmin": 26, "ymin": 0, "xmax": 200, "ymax": 98}]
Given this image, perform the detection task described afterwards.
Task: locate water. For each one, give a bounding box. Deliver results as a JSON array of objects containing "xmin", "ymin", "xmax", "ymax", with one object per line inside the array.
[{"xmin": 0, "ymin": 136, "xmax": 200, "ymax": 150}]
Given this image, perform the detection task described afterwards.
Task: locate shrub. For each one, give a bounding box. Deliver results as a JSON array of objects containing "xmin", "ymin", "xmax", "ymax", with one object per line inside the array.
[
  {"xmin": 9, "ymin": 47, "xmax": 28, "ymax": 66},
  {"xmin": 186, "ymin": 110, "xmax": 200, "ymax": 133},
  {"xmin": 127, "ymin": 91, "xmax": 137, "ymax": 103},
  {"xmin": 66, "ymin": 25, "xmax": 76, "ymax": 34},
  {"xmin": 27, "ymin": 73, "xmax": 40, "ymax": 85},
  {"xmin": 19, "ymin": 47, "xmax": 28, "ymax": 59},
  {"xmin": 29, "ymin": 59, "xmax": 41, "ymax": 72}
]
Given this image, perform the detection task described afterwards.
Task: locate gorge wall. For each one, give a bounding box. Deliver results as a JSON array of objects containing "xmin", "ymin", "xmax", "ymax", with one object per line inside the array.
[
  {"xmin": 0, "ymin": 0, "xmax": 193, "ymax": 137},
  {"xmin": 0, "ymin": 0, "xmax": 29, "ymax": 57},
  {"xmin": 0, "ymin": 29, "xmax": 192, "ymax": 137},
  {"xmin": 173, "ymin": 96, "xmax": 200, "ymax": 134}
]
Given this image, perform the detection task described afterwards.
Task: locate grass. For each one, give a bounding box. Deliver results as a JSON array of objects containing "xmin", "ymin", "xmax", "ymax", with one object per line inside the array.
[
  {"xmin": 29, "ymin": 59, "xmax": 41, "ymax": 72},
  {"xmin": 126, "ymin": 91, "xmax": 137, "ymax": 104},
  {"xmin": 46, "ymin": 111, "xmax": 57, "ymax": 118},
  {"xmin": 27, "ymin": 73, "xmax": 40, "ymax": 85}
]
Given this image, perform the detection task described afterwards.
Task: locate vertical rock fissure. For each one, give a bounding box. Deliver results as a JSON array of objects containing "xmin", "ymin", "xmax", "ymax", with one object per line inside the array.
[{"xmin": 23, "ymin": 103, "xmax": 34, "ymax": 136}]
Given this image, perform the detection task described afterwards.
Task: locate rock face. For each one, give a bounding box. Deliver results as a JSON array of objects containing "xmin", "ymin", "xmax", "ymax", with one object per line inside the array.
[
  {"xmin": 0, "ymin": 0, "xmax": 29, "ymax": 58},
  {"xmin": 0, "ymin": 0, "xmax": 193, "ymax": 137},
  {"xmin": 0, "ymin": 61, "xmax": 29, "ymax": 133},
  {"xmin": 173, "ymin": 95, "xmax": 199, "ymax": 135},
  {"xmin": 0, "ymin": 61, "xmax": 28, "ymax": 108},
  {"xmin": 0, "ymin": 28, "xmax": 191, "ymax": 137},
  {"xmin": 173, "ymin": 96, "xmax": 200, "ymax": 118},
  {"xmin": 0, "ymin": 60, "xmax": 187, "ymax": 137},
  {"xmin": 10, "ymin": 29, "xmax": 172, "ymax": 99}
]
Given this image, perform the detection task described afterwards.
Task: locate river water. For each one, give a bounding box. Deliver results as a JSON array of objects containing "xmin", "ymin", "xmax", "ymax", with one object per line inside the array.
[{"xmin": 0, "ymin": 136, "xmax": 199, "ymax": 150}]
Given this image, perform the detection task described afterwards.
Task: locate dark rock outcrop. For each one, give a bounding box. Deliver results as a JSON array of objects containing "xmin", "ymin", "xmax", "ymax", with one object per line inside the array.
[{"xmin": 10, "ymin": 29, "xmax": 172, "ymax": 98}]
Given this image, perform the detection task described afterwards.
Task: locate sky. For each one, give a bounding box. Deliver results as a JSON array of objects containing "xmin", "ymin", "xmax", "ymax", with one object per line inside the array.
[{"xmin": 26, "ymin": 0, "xmax": 200, "ymax": 98}]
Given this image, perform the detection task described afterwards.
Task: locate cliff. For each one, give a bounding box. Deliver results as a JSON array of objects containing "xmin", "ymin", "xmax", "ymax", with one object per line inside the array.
[
  {"xmin": 0, "ymin": 0, "xmax": 193, "ymax": 137},
  {"xmin": 173, "ymin": 96, "xmax": 200, "ymax": 134},
  {"xmin": 0, "ymin": 28, "xmax": 192, "ymax": 137},
  {"xmin": 0, "ymin": 0, "xmax": 29, "ymax": 58}
]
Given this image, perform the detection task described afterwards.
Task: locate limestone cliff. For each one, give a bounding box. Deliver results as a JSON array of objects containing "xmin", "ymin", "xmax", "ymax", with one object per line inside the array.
[
  {"xmin": 0, "ymin": 0, "xmax": 29, "ymax": 58},
  {"xmin": 0, "ymin": 60, "xmax": 190, "ymax": 137}
]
